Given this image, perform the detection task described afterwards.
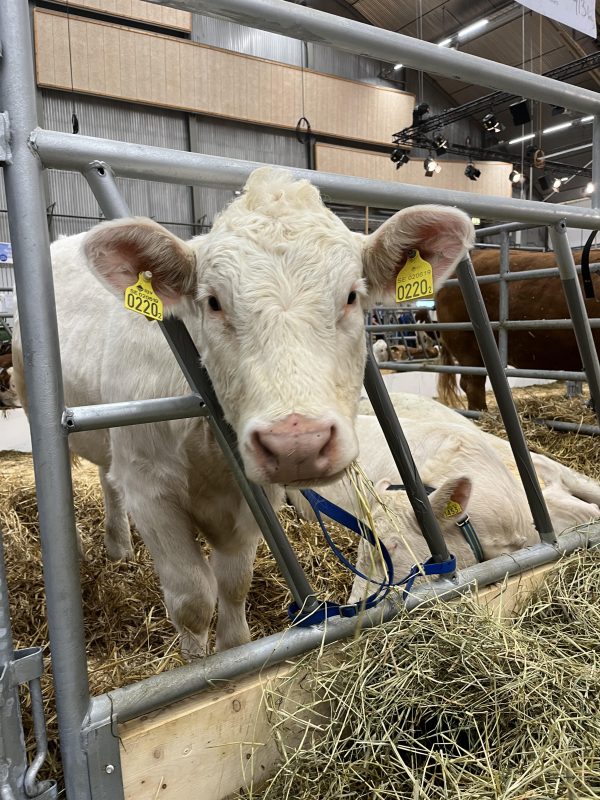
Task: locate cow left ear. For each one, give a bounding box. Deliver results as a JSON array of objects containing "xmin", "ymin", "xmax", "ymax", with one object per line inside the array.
[
  {"xmin": 83, "ymin": 217, "xmax": 197, "ymax": 307},
  {"xmin": 429, "ymin": 476, "xmax": 472, "ymax": 522},
  {"xmin": 362, "ymin": 205, "xmax": 475, "ymax": 302}
]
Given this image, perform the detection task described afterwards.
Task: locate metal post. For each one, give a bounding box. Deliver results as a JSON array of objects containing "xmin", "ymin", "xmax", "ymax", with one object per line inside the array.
[
  {"xmin": 0, "ymin": 3, "xmax": 92, "ymax": 798},
  {"xmin": 549, "ymin": 221, "xmax": 600, "ymax": 422},
  {"xmin": 497, "ymin": 231, "xmax": 510, "ymax": 367},
  {"xmin": 84, "ymin": 163, "xmax": 319, "ymax": 612},
  {"xmin": 363, "ymin": 349, "xmax": 452, "ymax": 565},
  {"xmin": 455, "ymin": 257, "xmax": 555, "ymax": 543},
  {"xmin": 0, "ymin": 528, "xmax": 28, "ymax": 800},
  {"xmin": 592, "ymin": 117, "xmax": 600, "ymax": 211}
]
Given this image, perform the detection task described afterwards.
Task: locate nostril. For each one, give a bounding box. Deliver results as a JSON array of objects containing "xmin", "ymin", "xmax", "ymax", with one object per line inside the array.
[
  {"xmin": 318, "ymin": 425, "xmax": 336, "ymax": 458},
  {"xmin": 252, "ymin": 431, "xmax": 276, "ymax": 461}
]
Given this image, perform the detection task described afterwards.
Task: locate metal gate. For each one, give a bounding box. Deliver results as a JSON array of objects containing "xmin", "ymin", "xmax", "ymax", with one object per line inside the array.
[{"xmin": 2, "ymin": 1, "xmax": 600, "ymax": 798}]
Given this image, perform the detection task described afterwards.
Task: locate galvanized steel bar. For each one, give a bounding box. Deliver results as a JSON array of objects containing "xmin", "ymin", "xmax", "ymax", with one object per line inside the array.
[
  {"xmin": 476, "ymin": 221, "xmax": 543, "ymax": 237},
  {"xmin": 32, "ymin": 130, "xmax": 600, "ymax": 229},
  {"xmin": 63, "ymin": 395, "xmax": 208, "ymax": 433},
  {"xmin": 146, "ymin": 0, "xmax": 600, "ymax": 114},
  {"xmin": 498, "ymin": 231, "xmax": 510, "ymax": 367},
  {"xmin": 458, "ymin": 409, "xmax": 600, "ymax": 436},
  {"xmin": 367, "ymin": 320, "xmax": 600, "ymax": 331},
  {"xmin": 443, "ymin": 263, "xmax": 600, "ymax": 288},
  {"xmin": 92, "ymin": 522, "xmax": 600, "ymax": 725},
  {"xmin": 363, "ymin": 349, "xmax": 451, "ymax": 565},
  {"xmin": 549, "ymin": 221, "xmax": 600, "ymax": 423},
  {"xmin": 0, "ymin": 3, "xmax": 92, "ymax": 798},
  {"xmin": 0, "ymin": 528, "xmax": 28, "ymax": 800},
  {"xmin": 377, "ymin": 362, "xmax": 587, "ymax": 381},
  {"xmin": 593, "ymin": 118, "xmax": 600, "ymax": 211},
  {"xmin": 456, "ymin": 257, "xmax": 555, "ymax": 542}
]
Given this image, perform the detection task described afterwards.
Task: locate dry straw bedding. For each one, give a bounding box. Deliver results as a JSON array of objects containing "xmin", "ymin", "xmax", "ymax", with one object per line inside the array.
[{"xmin": 0, "ymin": 382, "xmax": 598, "ymax": 793}]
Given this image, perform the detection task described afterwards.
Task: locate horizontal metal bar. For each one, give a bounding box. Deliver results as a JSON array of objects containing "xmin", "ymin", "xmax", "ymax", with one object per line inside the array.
[
  {"xmin": 458, "ymin": 409, "xmax": 600, "ymax": 436},
  {"xmin": 62, "ymin": 395, "xmax": 208, "ymax": 433},
  {"xmin": 31, "ymin": 129, "xmax": 600, "ymax": 229},
  {"xmin": 443, "ymin": 262, "xmax": 600, "ymax": 287},
  {"xmin": 378, "ymin": 361, "xmax": 587, "ymax": 381},
  {"xmin": 146, "ymin": 0, "xmax": 600, "ymax": 114},
  {"xmin": 367, "ymin": 319, "xmax": 600, "ymax": 332},
  {"xmin": 475, "ymin": 243, "xmax": 546, "ymax": 251},
  {"xmin": 476, "ymin": 221, "xmax": 546, "ymax": 237},
  {"xmin": 88, "ymin": 522, "xmax": 600, "ymax": 725}
]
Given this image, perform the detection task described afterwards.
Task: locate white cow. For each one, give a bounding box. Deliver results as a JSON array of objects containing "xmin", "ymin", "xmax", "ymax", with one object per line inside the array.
[
  {"xmin": 372, "ymin": 339, "xmax": 389, "ymax": 363},
  {"xmin": 289, "ymin": 404, "xmax": 600, "ymax": 602},
  {"xmin": 12, "ymin": 168, "xmax": 474, "ymax": 655}
]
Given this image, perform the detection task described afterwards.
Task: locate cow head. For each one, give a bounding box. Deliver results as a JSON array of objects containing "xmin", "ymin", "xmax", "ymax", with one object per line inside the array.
[
  {"xmin": 0, "ymin": 367, "xmax": 19, "ymax": 410},
  {"xmin": 83, "ymin": 168, "xmax": 473, "ymax": 486}
]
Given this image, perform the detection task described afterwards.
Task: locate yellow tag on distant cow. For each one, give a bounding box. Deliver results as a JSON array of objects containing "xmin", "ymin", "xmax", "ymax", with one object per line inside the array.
[
  {"xmin": 124, "ymin": 271, "xmax": 163, "ymax": 321},
  {"xmin": 395, "ymin": 249, "xmax": 434, "ymax": 303},
  {"xmin": 444, "ymin": 500, "xmax": 463, "ymax": 519}
]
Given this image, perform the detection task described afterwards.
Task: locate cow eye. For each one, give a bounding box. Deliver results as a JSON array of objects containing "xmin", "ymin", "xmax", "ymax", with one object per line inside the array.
[
  {"xmin": 347, "ymin": 290, "xmax": 357, "ymax": 305},
  {"xmin": 208, "ymin": 296, "xmax": 221, "ymax": 312}
]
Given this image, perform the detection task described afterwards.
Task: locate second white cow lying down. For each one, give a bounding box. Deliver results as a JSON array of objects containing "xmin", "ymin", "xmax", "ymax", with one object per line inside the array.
[{"xmin": 288, "ymin": 407, "xmax": 600, "ymax": 602}]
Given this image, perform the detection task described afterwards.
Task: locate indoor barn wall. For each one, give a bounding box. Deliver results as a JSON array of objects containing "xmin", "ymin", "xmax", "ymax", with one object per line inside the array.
[
  {"xmin": 41, "ymin": 91, "xmax": 196, "ymax": 240},
  {"xmin": 189, "ymin": 116, "xmax": 308, "ymax": 226}
]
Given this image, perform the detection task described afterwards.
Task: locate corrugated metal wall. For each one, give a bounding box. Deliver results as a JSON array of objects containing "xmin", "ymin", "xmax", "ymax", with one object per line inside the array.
[
  {"xmin": 189, "ymin": 116, "xmax": 308, "ymax": 225},
  {"xmin": 41, "ymin": 91, "xmax": 196, "ymax": 240}
]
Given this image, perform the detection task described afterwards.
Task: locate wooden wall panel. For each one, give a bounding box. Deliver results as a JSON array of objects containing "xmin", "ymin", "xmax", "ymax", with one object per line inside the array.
[
  {"xmin": 316, "ymin": 143, "xmax": 514, "ymax": 198},
  {"xmin": 50, "ymin": 0, "xmax": 192, "ymax": 31},
  {"xmin": 33, "ymin": 10, "xmax": 414, "ymax": 147}
]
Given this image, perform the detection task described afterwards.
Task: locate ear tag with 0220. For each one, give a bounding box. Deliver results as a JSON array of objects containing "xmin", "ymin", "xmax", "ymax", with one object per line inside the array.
[
  {"xmin": 395, "ymin": 249, "xmax": 434, "ymax": 303},
  {"xmin": 124, "ymin": 271, "xmax": 163, "ymax": 321}
]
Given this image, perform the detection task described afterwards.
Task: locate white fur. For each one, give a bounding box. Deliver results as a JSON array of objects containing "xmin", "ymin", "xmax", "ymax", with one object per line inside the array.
[
  {"xmin": 12, "ymin": 169, "xmax": 474, "ymax": 656},
  {"xmin": 372, "ymin": 340, "xmax": 389, "ymax": 363}
]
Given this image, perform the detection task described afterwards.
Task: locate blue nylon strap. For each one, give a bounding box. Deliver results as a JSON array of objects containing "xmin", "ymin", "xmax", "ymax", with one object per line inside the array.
[
  {"xmin": 455, "ymin": 515, "xmax": 485, "ymax": 563},
  {"xmin": 288, "ymin": 489, "xmax": 457, "ymax": 626}
]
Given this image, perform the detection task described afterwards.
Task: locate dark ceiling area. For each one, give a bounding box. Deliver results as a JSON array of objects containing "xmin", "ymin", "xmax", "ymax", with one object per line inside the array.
[{"xmin": 304, "ymin": 0, "xmax": 600, "ymax": 202}]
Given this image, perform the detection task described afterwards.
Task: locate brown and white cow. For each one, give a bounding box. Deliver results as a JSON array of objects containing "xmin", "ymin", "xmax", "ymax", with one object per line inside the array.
[
  {"xmin": 437, "ymin": 247, "xmax": 600, "ymax": 410},
  {"xmin": 13, "ymin": 168, "xmax": 473, "ymax": 655},
  {"xmin": 0, "ymin": 348, "xmax": 19, "ymax": 409}
]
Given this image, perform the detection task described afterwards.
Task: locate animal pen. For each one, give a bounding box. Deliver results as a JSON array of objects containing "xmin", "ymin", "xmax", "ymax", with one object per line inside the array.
[{"xmin": 2, "ymin": 0, "xmax": 600, "ymax": 798}]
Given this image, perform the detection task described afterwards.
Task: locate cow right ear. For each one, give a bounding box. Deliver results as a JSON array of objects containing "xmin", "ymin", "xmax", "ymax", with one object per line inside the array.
[{"xmin": 83, "ymin": 217, "xmax": 197, "ymax": 306}]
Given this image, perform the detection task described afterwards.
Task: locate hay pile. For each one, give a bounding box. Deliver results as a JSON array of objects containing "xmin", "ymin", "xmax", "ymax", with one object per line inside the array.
[{"xmin": 242, "ymin": 549, "xmax": 600, "ymax": 800}]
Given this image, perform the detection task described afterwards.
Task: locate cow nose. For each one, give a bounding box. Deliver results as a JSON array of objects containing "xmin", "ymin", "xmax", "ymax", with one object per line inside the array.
[{"xmin": 250, "ymin": 413, "xmax": 337, "ymax": 484}]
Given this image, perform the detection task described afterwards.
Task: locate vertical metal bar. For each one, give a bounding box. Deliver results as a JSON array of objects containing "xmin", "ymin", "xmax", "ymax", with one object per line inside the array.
[
  {"xmin": 549, "ymin": 221, "xmax": 600, "ymax": 422},
  {"xmin": 455, "ymin": 257, "xmax": 556, "ymax": 543},
  {"xmin": 0, "ymin": 3, "xmax": 92, "ymax": 797},
  {"xmin": 592, "ymin": 117, "xmax": 600, "ymax": 211},
  {"xmin": 363, "ymin": 350, "xmax": 452, "ymax": 565},
  {"xmin": 84, "ymin": 163, "xmax": 320, "ymax": 611},
  {"xmin": 0, "ymin": 528, "xmax": 27, "ymax": 800},
  {"xmin": 497, "ymin": 231, "xmax": 510, "ymax": 367}
]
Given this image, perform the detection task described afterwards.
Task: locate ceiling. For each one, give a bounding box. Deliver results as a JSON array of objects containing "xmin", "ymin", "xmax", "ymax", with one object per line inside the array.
[{"xmin": 307, "ymin": 0, "xmax": 600, "ymax": 200}]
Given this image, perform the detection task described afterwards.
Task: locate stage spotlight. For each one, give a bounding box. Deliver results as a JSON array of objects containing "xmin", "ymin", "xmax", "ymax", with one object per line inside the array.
[
  {"xmin": 391, "ymin": 148, "xmax": 410, "ymax": 168},
  {"xmin": 412, "ymin": 102, "xmax": 430, "ymax": 126},
  {"xmin": 424, "ymin": 156, "xmax": 440, "ymax": 177},
  {"xmin": 433, "ymin": 135, "xmax": 448, "ymax": 155},
  {"xmin": 585, "ymin": 182, "xmax": 595, "ymax": 195},
  {"xmin": 552, "ymin": 177, "xmax": 562, "ymax": 191},
  {"xmin": 482, "ymin": 113, "xmax": 502, "ymax": 133},
  {"xmin": 509, "ymin": 99, "xmax": 531, "ymax": 126},
  {"xmin": 464, "ymin": 163, "xmax": 481, "ymax": 181},
  {"xmin": 509, "ymin": 168, "xmax": 522, "ymax": 184}
]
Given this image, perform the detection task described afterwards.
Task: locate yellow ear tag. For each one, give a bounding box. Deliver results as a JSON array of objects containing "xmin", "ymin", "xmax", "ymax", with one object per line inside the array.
[
  {"xmin": 124, "ymin": 271, "xmax": 163, "ymax": 321},
  {"xmin": 395, "ymin": 249, "xmax": 434, "ymax": 303},
  {"xmin": 444, "ymin": 500, "xmax": 463, "ymax": 518}
]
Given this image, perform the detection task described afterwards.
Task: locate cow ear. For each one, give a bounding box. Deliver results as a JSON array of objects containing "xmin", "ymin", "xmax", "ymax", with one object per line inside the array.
[
  {"xmin": 83, "ymin": 218, "xmax": 197, "ymax": 307},
  {"xmin": 362, "ymin": 205, "xmax": 475, "ymax": 302},
  {"xmin": 429, "ymin": 476, "xmax": 472, "ymax": 521}
]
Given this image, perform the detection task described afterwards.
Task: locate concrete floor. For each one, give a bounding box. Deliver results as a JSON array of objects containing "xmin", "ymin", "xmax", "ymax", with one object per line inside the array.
[{"xmin": 0, "ymin": 407, "xmax": 31, "ymax": 452}]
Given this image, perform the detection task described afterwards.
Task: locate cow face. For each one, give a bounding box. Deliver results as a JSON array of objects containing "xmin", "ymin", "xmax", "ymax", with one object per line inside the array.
[
  {"xmin": 0, "ymin": 367, "xmax": 19, "ymax": 409},
  {"xmin": 84, "ymin": 168, "xmax": 473, "ymax": 486}
]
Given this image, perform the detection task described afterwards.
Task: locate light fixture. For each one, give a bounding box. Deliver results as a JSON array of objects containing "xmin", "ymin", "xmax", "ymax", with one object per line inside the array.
[
  {"xmin": 552, "ymin": 177, "xmax": 562, "ymax": 191},
  {"xmin": 412, "ymin": 102, "xmax": 430, "ymax": 126},
  {"xmin": 391, "ymin": 148, "xmax": 410, "ymax": 168},
  {"xmin": 433, "ymin": 135, "xmax": 448, "ymax": 155},
  {"xmin": 551, "ymin": 105, "xmax": 566, "ymax": 116},
  {"xmin": 585, "ymin": 182, "xmax": 595, "ymax": 195},
  {"xmin": 457, "ymin": 19, "xmax": 489, "ymax": 38},
  {"xmin": 509, "ymin": 132, "xmax": 535, "ymax": 145},
  {"xmin": 509, "ymin": 99, "xmax": 531, "ymax": 126},
  {"xmin": 424, "ymin": 156, "xmax": 440, "ymax": 177},
  {"xmin": 464, "ymin": 163, "xmax": 481, "ymax": 181},
  {"xmin": 482, "ymin": 113, "xmax": 502, "ymax": 133},
  {"xmin": 437, "ymin": 36, "xmax": 453, "ymax": 47},
  {"xmin": 393, "ymin": 63, "xmax": 403, "ymax": 70},
  {"xmin": 542, "ymin": 121, "xmax": 572, "ymax": 135},
  {"xmin": 509, "ymin": 168, "xmax": 522, "ymax": 184},
  {"xmin": 582, "ymin": 116, "xmax": 594, "ymax": 123}
]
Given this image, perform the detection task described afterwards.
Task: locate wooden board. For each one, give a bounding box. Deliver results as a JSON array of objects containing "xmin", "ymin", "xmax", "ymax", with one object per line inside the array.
[
  {"xmin": 118, "ymin": 561, "xmax": 557, "ymax": 800},
  {"xmin": 316, "ymin": 142, "xmax": 514, "ymax": 198},
  {"xmin": 33, "ymin": 9, "xmax": 414, "ymax": 147},
  {"xmin": 49, "ymin": 0, "xmax": 192, "ymax": 31}
]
